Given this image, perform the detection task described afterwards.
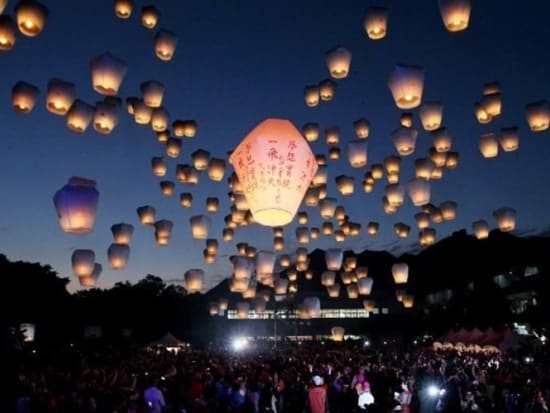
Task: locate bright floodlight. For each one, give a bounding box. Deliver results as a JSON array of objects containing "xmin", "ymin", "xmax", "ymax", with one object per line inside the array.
[
  {"xmin": 232, "ymin": 337, "xmax": 247, "ymax": 351},
  {"xmin": 427, "ymin": 385, "xmax": 440, "ymax": 398}
]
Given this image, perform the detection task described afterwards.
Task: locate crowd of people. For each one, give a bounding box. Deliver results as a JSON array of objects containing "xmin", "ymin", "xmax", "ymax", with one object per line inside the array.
[{"xmin": 6, "ymin": 337, "xmax": 550, "ymax": 413}]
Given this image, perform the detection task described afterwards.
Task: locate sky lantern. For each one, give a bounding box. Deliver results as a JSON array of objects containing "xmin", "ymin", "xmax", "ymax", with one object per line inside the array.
[
  {"xmin": 0, "ymin": 0, "xmax": 7, "ymax": 13},
  {"xmin": 329, "ymin": 147, "xmax": 340, "ymax": 160},
  {"xmin": 223, "ymin": 228, "xmax": 234, "ymax": 242},
  {"xmin": 278, "ymin": 254, "xmax": 291, "ymax": 268},
  {"xmin": 407, "ymin": 178, "xmax": 430, "ymax": 206},
  {"xmin": 321, "ymin": 270, "xmax": 336, "ymax": 287},
  {"xmin": 94, "ymin": 97, "xmax": 121, "ymax": 135},
  {"xmin": 12, "ymin": 81, "xmax": 39, "ymax": 113},
  {"xmin": 319, "ymin": 197, "xmax": 337, "ymax": 219},
  {"xmin": 493, "ymin": 207, "xmax": 516, "ymax": 232},
  {"xmin": 203, "ymin": 249, "xmax": 216, "ymax": 264},
  {"xmin": 325, "ymin": 126, "xmax": 340, "ymax": 146},
  {"xmin": 236, "ymin": 301, "xmax": 250, "ymax": 319},
  {"xmin": 304, "ymin": 296, "xmax": 321, "ymax": 318},
  {"xmin": 114, "ymin": 0, "xmax": 132, "ymax": 18},
  {"xmin": 322, "ymin": 222, "xmax": 334, "ymax": 236},
  {"xmin": 353, "ymin": 118, "xmax": 370, "ymax": 139},
  {"xmin": 297, "ymin": 211, "xmax": 308, "ymax": 224},
  {"xmin": 415, "ymin": 212, "xmax": 431, "ymax": 229},
  {"xmin": 367, "ymin": 221, "xmax": 379, "ymax": 236},
  {"xmin": 256, "ymin": 250, "xmax": 275, "ymax": 277},
  {"xmin": 156, "ymin": 130, "xmax": 169, "ymax": 143},
  {"xmin": 391, "ymin": 126, "xmax": 418, "ymax": 155},
  {"xmin": 304, "ymin": 85, "xmax": 320, "ymax": 107},
  {"xmin": 136, "ymin": 205, "xmax": 155, "ymax": 226},
  {"xmin": 363, "ymin": 6, "xmax": 388, "ymax": 40},
  {"xmin": 414, "ymin": 158, "xmax": 435, "ymax": 180},
  {"xmin": 274, "ymin": 278, "xmax": 288, "ymax": 295},
  {"xmin": 151, "ymin": 107, "xmax": 169, "ymax": 132},
  {"xmin": 325, "ymin": 46, "xmax": 352, "ymax": 79},
  {"xmin": 474, "ymin": 102, "xmax": 492, "ymax": 124},
  {"xmin": 160, "ymin": 180, "xmax": 175, "ymax": 196},
  {"xmin": 151, "ymin": 156, "xmax": 167, "ymax": 177},
  {"xmin": 154, "ymin": 29, "xmax": 177, "ymax": 61},
  {"xmin": 319, "ymin": 78, "xmax": 336, "ymax": 101},
  {"xmin": 363, "ymin": 299, "xmax": 375, "ymax": 313},
  {"xmin": 303, "ymin": 122, "xmax": 320, "ymax": 142},
  {"xmin": 445, "ymin": 151, "xmax": 459, "ymax": 169},
  {"xmin": 402, "ymin": 294, "xmax": 415, "ymax": 308},
  {"xmin": 179, "ymin": 192, "xmax": 193, "ymax": 208},
  {"xmin": 111, "ymin": 223, "xmax": 134, "ymax": 244},
  {"xmin": 166, "ymin": 138, "xmax": 182, "ymax": 158},
  {"xmin": 325, "ymin": 248, "xmax": 343, "ymax": 271},
  {"xmin": 394, "ymin": 222, "xmax": 410, "ymax": 238},
  {"xmin": 229, "ymin": 118, "xmax": 317, "ymax": 227},
  {"xmin": 392, "ymin": 263, "xmax": 409, "ymax": 284},
  {"xmin": 480, "ymin": 93, "xmax": 502, "ymax": 118},
  {"xmin": 207, "ymin": 158, "xmax": 226, "ymax": 181},
  {"xmin": 327, "ymin": 283, "xmax": 341, "ymax": 298},
  {"xmin": 432, "ymin": 127, "xmax": 452, "ymax": 152},
  {"xmin": 107, "ymin": 243, "xmax": 130, "ymax": 269},
  {"xmin": 296, "ymin": 226, "xmax": 309, "ymax": 244},
  {"xmin": 358, "ymin": 278, "xmax": 374, "ymax": 295},
  {"xmin": 400, "ymin": 112, "xmax": 413, "ymax": 128},
  {"xmin": 310, "ymin": 227, "xmax": 320, "ymax": 239},
  {"xmin": 71, "ymin": 249, "xmax": 95, "ymax": 277},
  {"xmin": 419, "ymin": 101, "xmax": 443, "ymax": 131},
  {"xmin": 439, "ymin": 201, "xmax": 458, "ymax": 220},
  {"xmin": 331, "ymin": 326, "xmax": 345, "ymax": 342},
  {"xmin": 218, "ymin": 298, "xmax": 229, "ymax": 312},
  {"xmin": 479, "ymin": 133, "xmax": 499, "ymax": 158},
  {"xmin": 429, "ymin": 147, "xmax": 447, "ymax": 167},
  {"xmin": 132, "ymin": 100, "xmax": 153, "ymax": 124},
  {"xmin": 384, "ymin": 155, "xmax": 401, "ymax": 177},
  {"xmin": 67, "ymin": 100, "xmax": 95, "ymax": 132},
  {"xmin": 371, "ymin": 164, "xmax": 384, "ymax": 180},
  {"xmin": 14, "ymin": 0, "xmax": 49, "ymax": 37},
  {"xmin": 356, "ymin": 267, "xmax": 368, "ymax": 279},
  {"xmin": 192, "ymin": 149, "xmax": 210, "ymax": 171},
  {"xmin": 499, "ymin": 126, "xmax": 519, "ymax": 152},
  {"xmin": 472, "ymin": 219, "xmax": 489, "ymax": 239},
  {"xmin": 206, "ymin": 238, "xmax": 218, "ymax": 255},
  {"xmin": 190, "ymin": 215, "xmax": 211, "ymax": 239},
  {"xmin": 46, "ymin": 78, "xmax": 76, "ymax": 115},
  {"xmin": 347, "ymin": 284, "xmax": 359, "ymax": 299},
  {"xmin": 438, "ymin": 0, "xmax": 471, "ymax": 32},
  {"xmin": 419, "ymin": 228, "xmax": 436, "ymax": 246},
  {"xmin": 53, "ymin": 177, "xmax": 99, "ymax": 233},
  {"xmin": 0, "ymin": 15, "xmax": 17, "ymax": 50},
  {"xmin": 206, "ymin": 197, "xmax": 219, "ymax": 213},
  {"xmin": 525, "ymin": 100, "xmax": 550, "ymax": 132},
  {"xmin": 176, "ymin": 164, "xmax": 199, "ymax": 185},
  {"xmin": 385, "ymin": 183, "xmax": 405, "ymax": 207},
  {"xmin": 140, "ymin": 80, "xmax": 165, "ymax": 107},
  {"xmin": 154, "ymin": 219, "xmax": 173, "ymax": 245},
  {"xmin": 141, "ymin": 5, "xmax": 160, "ymax": 29},
  {"xmin": 173, "ymin": 119, "xmax": 198, "ymax": 137},
  {"xmin": 335, "ymin": 175, "xmax": 355, "ymax": 196},
  {"xmin": 312, "ymin": 165, "xmax": 328, "ymax": 186},
  {"xmin": 90, "ymin": 52, "xmax": 128, "ymax": 96},
  {"xmin": 185, "ymin": 269, "xmax": 204, "ymax": 293},
  {"xmin": 347, "ymin": 140, "xmax": 368, "ymax": 168},
  {"xmin": 388, "ymin": 64, "xmax": 424, "ymax": 109},
  {"xmin": 431, "ymin": 208, "xmax": 444, "ymax": 224},
  {"xmin": 79, "ymin": 263, "xmax": 102, "ymax": 287},
  {"xmin": 209, "ymin": 302, "xmax": 219, "ymax": 316}
]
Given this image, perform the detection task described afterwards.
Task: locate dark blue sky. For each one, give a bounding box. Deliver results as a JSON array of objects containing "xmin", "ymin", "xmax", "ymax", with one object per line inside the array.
[{"xmin": 2, "ymin": 0, "xmax": 550, "ymax": 292}]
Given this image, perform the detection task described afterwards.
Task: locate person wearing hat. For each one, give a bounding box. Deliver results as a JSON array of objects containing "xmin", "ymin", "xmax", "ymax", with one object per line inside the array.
[{"xmin": 306, "ymin": 375, "xmax": 328, "ymax": 413}]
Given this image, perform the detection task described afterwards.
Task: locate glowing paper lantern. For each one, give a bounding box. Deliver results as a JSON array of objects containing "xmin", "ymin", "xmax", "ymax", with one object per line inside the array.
[
  {"xmin": 472, "ymin": 219, "xmax": 489, "ymax": 239},
  {"xmin": 335, "ymin": 175, "xmax": 355, "ymax": 196},
  {"xmin": 325, "ymin": 126, "xmax": 340, "ymax": 146},
  {"xmin": 329, "ymin": 147, "xmax": 340, "ymax": 160},
  {"xmin": 94, "ymin": 97, "xmax": 121, "ymax": 135},
  {"xmin": 438, "ymin": 0, "xmax": 471, "ymax": 32},
  {"xmin": 67, "ymin": 100, "xmax": 95, "ymax": 133},
  {"xmin": 358, "ymin": 278, "xmax": 374, "ymax": 295},
  {"xmin": 402, "ymin": 294, "xmax": 415, "ymax": 308},
  {"xmin": 71, "ymin": 249, "xmax": 95, "ymax": 276},
  {"xmin": 137, "ymin": 205, "xmax": 155, "ymax": 225},
  {"xmin": 331, "ymin": 326, "xmax": 345, "ymax": 342},
  {"xmin": 206, "ymin": 197, "xmax": 219, "ymax": 213},
  {"xmin": 391, "ymin": 126, "xmax": 418, "ymax": 155},
  {"xmin": 190, "ymin": 215, "xmax": 211, "ymax": 239},
  {"xmin": 479, "ymin": 133, "xmax": 499, "ymax": 158},
  {"xmin": 432, "ymin": 127, "xmax": 452, "ymax": 152},
  {"xmin": 108, "ymin": 243, "xmax": 130, "ymax": 269},
  {"xmin": 325, "ymin": 46, "xmax": 352, "ymax": 79},
  {"xmin": 419, "ymin": 228, "xmax": 436, "ymax": 246},
  {"xmin": 394, "ymin": 223, "xmax": 410, "ymax": 238},
  {"xmin": 15, "ymin": 0, "xmax": 49, "ymax": 37},
  {"xmin": 173, "ymin": 119, "xmax": 198, "ymax": 137},
  {"xmin": 481, "ymin": 93, "xmax": 502, "ymax": 117},
  {"xmin": 445, "ymin": 152, "xmax": 459, "ymax": 169},
  {"xmin": 12, "ymin": 81, "xmax": 39, "ymax": 113},
  {"xmin": 392, "ymin": 263, "xmax": 409, "ymax": 284},
  {"xmin": 353, "ymin": 118, "xmax": 370, "ymax": 139},
  {"xmin": 90, "ymin": 52, "xmax": 128, "ymax": 96},
  {"xmin": 400, "ymin": 112, "xmax": 414, "ymax": 128},
  {"xmin": 223, "ymin": 228, "xmax": 234, "ymax": 241},
  {"xmin": 208, "ymin": 158, "xmax": 226, "ymax": 181},
  {"xmin": 363, "ymin": 6, "xmax": 388, "ymax": 40},
  {"xmin": 111, "ymin": 223, "xmax": 134, "ymax": 244},
  {"xmin": 414, "ymin": 158, "xmax": 435, "ymax": 180},
  {"xmin": 493, "ymin": 207, "xmax": 516, "ymax": 232},
  {"xmin": 303, "ymin": 123, "xmax": 320, "ymax": 142},
  {"xmin": 166, "ymin": 138, "xmax": 182, "ymax": 158},
  {"xmin": 367, "ymin": 222, "xmax": 379, "ymax": 235},
  {"xmin": 474, "ymin": 102, "xmax": 492, "ymax": 124},
  {"xmin": 114, "ymin": 0, "xmax": 132, "ymax": 18},
  {"xmin": 347, "ymin": 140, "xmax": 368, "ymax": 168},
  {"xmin": 179, "ymin": 193, "xmax": 193, "ymax": 208},
  {"xmin": 525, "ymin": 100, "xmax": 550, "ymax": 132},
  {"xmin": 363, "ymin": 299, "xmax": 375, "ymax": 313},
  {"xmin": 272, "ymin": 236, "xmax": 284, "ymax": 250},
  {"xmin": 274, "ymin": 278, "xmax": 289, "ymax": 295},
  {"xmin": 439, "ymin": 201, "xmax": 458, "ymax": 221},
  {"xmin": 209, "ymin": 302, "xmax": 219, "ymax": 316},
  {"xmin": 151, "ymin": 107, "xmax": 169, "ymax": 132},
  {"xmin": 154, "ymin": 219, "xmax": 173, "ymax": 245},
  {"xmin": 206, "ymin": 238, "xmax": 218, "ymax": 255},
  {"xmin": 176, "ymin": 164, "xmax": 199, "ymax": 185},
  {"xmin": 419, "ymin": 101, "xmax": 443, "ymax": 131},
  {"xmin": 192, "ymin": 149, "xmax": 210, "ymax": 171},
  {"xmin": 327, "ymin": 283, "xmax": 341, "ymax": 297},
  {"xmin": 46, "ymin": 78, "xmax": 76, "ymax": 115},
  {"xmin": 325, "ymin": 248, "xmax": 343, "ymax": 271},
  {"xmin": 0, "ymin": 15, "xmax": 16, "ymax": 51},
  {"xmin": 304, "ymin": 85, "xmax": 319, "ymax": 107},
  {"xmin": 279, "ymin": 254, "xmax": 291, "ymax": 268},
  {"xmin": 388, "ymin": 64, "xmax": 424, "ymax": 109},
  {"xmin": 415, "ymin": 212, "xmax": 431, "ymax": 229},
  {"xmin": 304, "ymin": 296, "xmax": 321, "ymax": 318},
  {"xmin": 229, "ymin": 118, "xmax": 318, "ymax": 227},
  {"xmin": 385, "ymin": 183, "xmax": 405, "ymax": 207},
  {"xmin": 154, "ymin": 29, "xmax": 177, "ymax": 61},
  {"xmin": 160, "ymin": 180, "xmax": 175, "ymax": 196},
  {"xmin": 141, "ymin": 5, "xmax": 160, "ymax": 29},
  {"xmin": 141, "ymin": 80, "xmax": 165, "ymax": 108},
  {"xmin": 256, "ymin": 250, "xmax": 275, "ymax": 277},
  {"xmin": 185, "ymin": 269, "xmax": 204, "ymax": 293},
  {"xmin": 319, "ymin": 78, "xmax": 336, "ymax": 101},
  {"xmin": 53, "ymin": 177, "xmax": 99, "ymax": 233},
  {"xmin": 499, "ymin": 127, "xmax": 519, "ymax": 152}
]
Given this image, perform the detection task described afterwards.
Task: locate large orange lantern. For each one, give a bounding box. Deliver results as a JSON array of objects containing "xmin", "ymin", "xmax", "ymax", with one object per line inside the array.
[
  {"xmin": 53, "ymin": 177, "xmax": 99, "ymax": 233},
  {"xmin": 438, "ymin": 0, "xmax": 471, "ymax": 32},
  {"xmin": 229, "ymin": 118, "xmax": 317, "ymax": 227},
  {"xmin": 363, "ymin": 6, "xmax": 388, "ymax": 40},
  {"xmin": 388, "ymin": 64, "xmax": 424, "ymax": 109},
  {"xmin": 14, "ymin": 0, "xmax": 49, "ymax": 37},
  {"xmin": 90, "ymin": 52, "xmax": 128, "ymax": 96},
  {"xmin": 0, "ymin": 15, "xmax": 17, "ymax": 51}
]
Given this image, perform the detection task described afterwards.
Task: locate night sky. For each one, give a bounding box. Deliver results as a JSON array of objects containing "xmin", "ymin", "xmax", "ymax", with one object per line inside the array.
[{"xmin": 1, "ymin": 0, "xmax": 550, "ymax": 293}]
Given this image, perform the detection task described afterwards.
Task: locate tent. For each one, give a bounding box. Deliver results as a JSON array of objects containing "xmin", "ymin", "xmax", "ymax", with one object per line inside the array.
[
  {"xmin": 436, "ymin": 327, "xmax": 522, "ymax": 352},
  {"xmin": 148, "ymin": 332, "xmax": 189, "ymax": 352}
]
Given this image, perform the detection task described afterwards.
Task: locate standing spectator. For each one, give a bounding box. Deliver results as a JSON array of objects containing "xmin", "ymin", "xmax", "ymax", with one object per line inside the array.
[
  {"xmin": 306, "ymin": 375, "xmax": 328, "ymax": 413},
  {"xmin": 144, "ymin": 378, "xmax": 166, "ymax": 413}
]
